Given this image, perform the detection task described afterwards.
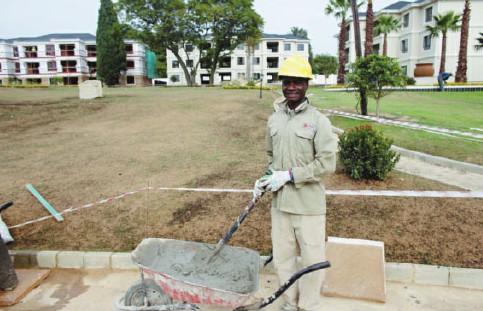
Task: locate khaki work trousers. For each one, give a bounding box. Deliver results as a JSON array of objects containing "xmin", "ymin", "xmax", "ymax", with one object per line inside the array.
[{"xmin": 271, "ymin": 208, "xmax": 326, "ymax": 311}]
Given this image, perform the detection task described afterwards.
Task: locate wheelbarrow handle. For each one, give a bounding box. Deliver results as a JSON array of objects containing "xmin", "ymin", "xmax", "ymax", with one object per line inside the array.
[{"xmin": 233, "ymin": 261, "xmax": 331, "ymax": 311}]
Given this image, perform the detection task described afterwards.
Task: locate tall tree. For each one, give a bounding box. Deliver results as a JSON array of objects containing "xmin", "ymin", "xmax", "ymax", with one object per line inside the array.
[
  {"xmin": 187, "ymin": 0, "xmax": 263, "ymax": 85},
  {"xmin": 96, "ymin": 0, "xmax": 126, "ymax": 86},
  {"xmin": 313, "ymin": 54, "xmax": 338, "ymax": 88},
  {"xmin": 364, "ymin": 0, "xmax": 374, "ymax": 56},
  {"xmin": 116, "ymin": 0, "xmax": 198, "ymax": 86},
  {"xmin": 325, "ymin": 0, "xmax": 352, "ymax": 85},
  {"xmin": 374, "ymin": 15, "xmax": 401, "ymax": 56},
  {"xmin": 426, "ymin": 11, "xmax": 461, "ymax": 74},
  {"xmin": 455, "ymin": 0, "xmax": 470, "ymax": 82}
]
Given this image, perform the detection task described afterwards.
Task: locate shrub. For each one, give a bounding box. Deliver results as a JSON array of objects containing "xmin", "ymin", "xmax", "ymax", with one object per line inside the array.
[
  {"xmin": 338, "ymin": 124, "xmax": 401, "ymax": 180},
  {"xmin": 406, "ymin": 77, "xmax": 416, "ymax": 85}
]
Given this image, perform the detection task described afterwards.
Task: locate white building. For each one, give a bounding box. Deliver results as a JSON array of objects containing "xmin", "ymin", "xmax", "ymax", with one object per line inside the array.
[
  {"xmin": 343, "ymin": 0, "xmax": 483, "ymax": 83},
  {"xmin": 0, "ymin": 33, "xmax": 151, "ymax": 86},
  {"xmin": 166, "ymin": 34, "xmax": 311, "ymax": 86}
]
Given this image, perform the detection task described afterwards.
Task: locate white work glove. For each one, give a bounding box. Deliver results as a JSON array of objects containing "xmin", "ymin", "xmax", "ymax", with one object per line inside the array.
[
  {"xmin": 253, "ymin": 179, "xmax": 265, "ymax": 198},
  {"xmin": 259, "ymin": 170, "xmax": 292, "ymax": 192}
]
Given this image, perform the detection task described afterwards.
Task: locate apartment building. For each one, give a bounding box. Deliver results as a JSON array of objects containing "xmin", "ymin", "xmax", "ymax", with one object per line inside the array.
[
  {"xmin": 0, "ymin": 33, "xmax": 150, "ymax": 86},
  {"xmin": 166, "ymin": 34, "xmax": 311, "ymax": 86},
  {"xmin": 343, "ymin": 0, "xmax": 483, "ymax": 82}
]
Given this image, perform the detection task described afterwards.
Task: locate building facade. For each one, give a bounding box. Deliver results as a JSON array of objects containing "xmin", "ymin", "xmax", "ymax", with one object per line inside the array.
[
  {"xmin": 343, "ymin": 0, "xmax": 483, "ymax": 82},
  {"xmin": 0, "ymin": 33, "xmax": 150, "ymax": 86},
  {"xmin": 166, "ymin": 34, "xmax": 311, "ymax": 86}
]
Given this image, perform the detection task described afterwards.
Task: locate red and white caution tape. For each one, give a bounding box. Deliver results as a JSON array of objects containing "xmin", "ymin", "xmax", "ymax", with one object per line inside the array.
[
  {"xmin": 325, "ymin": 109, "xmax": 483, "ymax": 139},
  {"xmin": 8, "ymin": 187, "xmax": 482, "ymax": 229}
]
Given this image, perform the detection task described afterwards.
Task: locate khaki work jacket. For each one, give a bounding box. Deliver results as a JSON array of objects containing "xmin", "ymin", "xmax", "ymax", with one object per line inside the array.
[{"xmin": 266, "ymin": 97, "xmax": 337, "ymax": 215}]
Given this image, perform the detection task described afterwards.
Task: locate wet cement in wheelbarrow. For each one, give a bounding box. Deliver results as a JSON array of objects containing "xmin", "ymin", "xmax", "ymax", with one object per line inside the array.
[{"xmin": 132, "ymin": 239, "xmax": 260, "ymax": 294}]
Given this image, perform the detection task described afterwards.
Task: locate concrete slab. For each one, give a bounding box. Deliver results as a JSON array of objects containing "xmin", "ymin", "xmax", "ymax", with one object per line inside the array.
[
  {"xmin": 322, "ymin": 237, "xmax": 386, "ymax": 303},
  {"xmin": 0, "ymin": 269, "xmax": 50, "ymax": 307}
]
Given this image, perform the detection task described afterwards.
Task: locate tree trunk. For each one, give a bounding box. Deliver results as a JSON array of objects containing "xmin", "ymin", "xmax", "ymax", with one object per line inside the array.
[
  {"xmin": 337, "ymin": 19, "xmax": 348, "ymax": 85},
  {"xmin": 364, "ymin": 0, "xmax": 374, "ymax": 56},
  {"xmin": 383, "ymin": 34, "xmax": 388, "ymax": 56},
  {"xmin": 351, "ymin": 0, "xmax": 362, "ymax": 58},
  {"xmin": 440, "ymin": 32, "xmax": 447, "ymax": 74},
  {"xmin": 456, "ymin": 0, "xmax": 470, "ymax": 82},
  {"xmin": 172, "ymin": 51, "xmax": 193, "ymax": 86}
]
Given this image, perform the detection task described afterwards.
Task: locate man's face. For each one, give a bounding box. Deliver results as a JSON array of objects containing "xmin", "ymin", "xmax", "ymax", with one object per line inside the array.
[{"xmin": 282, "ymin": 77, "xmax": 309, "ymax": 108}]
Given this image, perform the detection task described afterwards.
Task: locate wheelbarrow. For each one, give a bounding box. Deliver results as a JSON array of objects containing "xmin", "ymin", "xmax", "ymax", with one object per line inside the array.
[
  {"xmin": 115, "ymin": 238, "xmax": 330, "ymax": 311},
  {"xmin": 116, "ymin": 195, "xmax": 330, "ymax": 310}
]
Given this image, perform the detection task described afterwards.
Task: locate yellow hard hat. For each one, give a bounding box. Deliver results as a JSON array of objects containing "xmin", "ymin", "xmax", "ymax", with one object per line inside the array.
[{"xmin": 278, "ymin": 55, "xmax": 313, "ymax": 80}]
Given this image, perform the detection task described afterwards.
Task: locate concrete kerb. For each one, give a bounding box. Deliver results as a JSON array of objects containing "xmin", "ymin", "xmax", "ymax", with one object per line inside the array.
[
  {"xmin": 8, "ymin": 250, "xmax": 483, "ymax": 290},
  {"xmin": 331, "ymin": 126, "xmax": 483, "ymax": 175}
]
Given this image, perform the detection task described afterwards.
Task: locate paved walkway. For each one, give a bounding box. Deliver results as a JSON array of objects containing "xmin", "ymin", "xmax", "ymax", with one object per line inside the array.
[{"xmin": 2, "ymin": 269, "xmax": 482, "ymax": 311}]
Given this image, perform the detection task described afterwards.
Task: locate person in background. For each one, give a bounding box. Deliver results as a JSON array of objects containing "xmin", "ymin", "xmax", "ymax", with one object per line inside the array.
[
  {"xmin": 437, "ymin": 71, "xmax": 454, "ymax": 92},
  {"xmin": 254, "ymin": 55, "xmax": 337, "ymax": 311}
]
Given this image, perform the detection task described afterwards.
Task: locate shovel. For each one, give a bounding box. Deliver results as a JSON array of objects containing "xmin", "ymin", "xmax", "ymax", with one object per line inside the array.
[{"xmin": 206, "ymin": 193, "xmax": 264, "ymax": 263}]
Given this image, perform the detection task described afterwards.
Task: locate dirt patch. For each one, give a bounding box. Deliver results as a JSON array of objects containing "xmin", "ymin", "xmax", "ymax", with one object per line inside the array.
[{"xmin": 0, "ymin": 87, "xmax": 481, "ymax": 269}]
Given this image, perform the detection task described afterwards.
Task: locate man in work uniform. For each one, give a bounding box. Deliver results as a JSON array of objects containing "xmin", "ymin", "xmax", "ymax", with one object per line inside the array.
[{"xmin": 254, "ymin": 55, "xmax": 337, "ymax": 311}]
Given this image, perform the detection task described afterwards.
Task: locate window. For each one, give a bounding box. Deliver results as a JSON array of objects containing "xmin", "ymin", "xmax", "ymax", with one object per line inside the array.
[
  {"xmin": 284, "ymin": 43, "xmax": 291, "ymax": 51},
  {"xmin": 237, "ymin": 44, "xmax": 245, "ymax": 50},
  {"xmin": 86, "ymin": 45, "xmax": 96, "ymax": 57},
  {"xmin": 88, "ymin": 61, "xmax": 96, "ymax": 74},
  {"xmin": 344, "ymin": 48, "xmax": 349, "ymax": 64},
  {"xmin": 172, "ymin": 60, "xmax": 179, "ymax": 68},
  {"xmin": 266, "ymin": 42, "xmax": 279, "ymax": 53},
  {"xmin": 127, "ymin": 60, "xmax": 135, "ymax": 69},
  {"xmin": 255, "ymin": 44, "xmax": 260, "ymax": 50},
  {"xmin": 61, "ymin": 60, "xmax": 77, "ymax": 72},
  {"xmin": 0, "ymin": 62, "xmax": 2, "ymax": 72},
  {"xmin": 25, "ymin": 46, "xmax": 38, "ymax": 58},
  {"xmin": 297, "ymin": 44, "xmax": 305, "ymax": 51},
  {"xmin": 26, "ymin": 62, "xmax": 40, "ymax": 74},
  {"xmin": 372, "ymin": 44, "xmax": 380, "ymax": 55},
  {"xmin": 15, "ymin": 62, "xmax": 20, "ymax": 73},
  {"xmin": 423, "ymin": 35, "xmax": 431, "ymax": 50},
  {"xmin": 125, "ymin": 44, "xmax": 133, "ymax": 54},
  {"xmin": 267, "ymin": 57, "xmax": 279, "ymax": 68},
  {"xmin": 237, "ymin": 73, "xmax": 246, "ymax": 80},
  {"xmin": 47, "ymin": 61, "xmax": 57, "ymax": 71},
  {"xmin": 13, "ymin": 46, "xmax": 19, "ymax": 57},
  {"xmin": 219, "ymin": 73, "xmax": 231, "ymax": 81},
  {"xmin": 46, "ymin": 45, "xmax": 55, "ymax": 56},
  {"xmin": 345, "ymin": 25, "xmax": 350, "ymax": 42},
  {"xmin": 237, "ymin": 57, "xmax": 244, "ymax": 65},
  {"xmin": 253, "ymin": 73, "xmax": 261, "ymax": 80},
  {"xmin": 401, "ymin": 66, "xmax": 408, "ymax": 76},
  {"xmin": 253, "ymin": 57, "xmax": 260, "ymax": 65},
  {"xmin": 186, "ymin": 59, "xmax": 193, "ymax": 67},
  {"xmin": 219, "ymin": 57, "xmax": 231, "ymax": 68},
  {"xmin": 403, "ymin": 13, "xmax": 409, "ymax": 27},
  {"xmin": 170, "ymin": 75, "xmax": 180, "ymax": 82},
  {"xmin": 185, "ymin": 44, "xmax": 193, "ymax": 52},
  {"xmin": 60, "ymin": 44, "xmax": 75, "ymax": 56},
  {"xmin": 401, "ymin": 39, "xmax": 408, "ymax": 53},
  {"xmin": 425, "ymin": 7, "xmax": 433, "ymax": 23},
  {"xmin": 126, "ymin": 76, "xmax": 135, "ymax": 84}
]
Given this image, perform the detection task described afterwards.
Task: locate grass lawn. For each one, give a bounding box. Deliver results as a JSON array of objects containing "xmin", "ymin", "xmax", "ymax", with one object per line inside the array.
[
  {"xmin": 0, "ymin": 86, "xmax": 481, "ymax": 269},
  {"xmin": 307, "ymin": 89, "xmax": 483, "ymax": 165}
]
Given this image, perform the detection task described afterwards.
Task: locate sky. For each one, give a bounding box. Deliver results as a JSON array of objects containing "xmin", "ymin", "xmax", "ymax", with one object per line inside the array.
[{"xmin": 0, "ymin": 0, "xmax": 399, "ymax": 56}]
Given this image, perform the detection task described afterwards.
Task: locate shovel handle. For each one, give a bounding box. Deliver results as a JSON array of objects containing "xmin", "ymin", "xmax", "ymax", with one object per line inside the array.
[
  {"xmin": 234, "ymin": 261, "xmax": 331, "ymax": 310},
  {"xmin": 209, "ymin": 195, "xmax": 262, "ymax": 260}
]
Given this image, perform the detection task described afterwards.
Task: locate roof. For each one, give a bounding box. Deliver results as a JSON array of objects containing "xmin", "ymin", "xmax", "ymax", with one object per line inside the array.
[
  {"xmin": 0, "ymin": 33, "xmax": 96, "ymax": 43},
  {"xmin": 381, "ymin": 1, "xmax": 412, "ymax": 11},
  {"xmin": 262, "ymin": 33, "xmax": 309, "ymax": 41}
]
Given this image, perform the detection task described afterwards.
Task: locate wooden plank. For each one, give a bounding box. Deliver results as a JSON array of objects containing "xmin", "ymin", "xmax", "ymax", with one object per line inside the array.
[
  {"xmin": 0, "ymin": 269, "xmax": 51, "ymax": 306},
  {"xmin": 25, "ymin": 184, "xmax": 63, "ymax": 221}
]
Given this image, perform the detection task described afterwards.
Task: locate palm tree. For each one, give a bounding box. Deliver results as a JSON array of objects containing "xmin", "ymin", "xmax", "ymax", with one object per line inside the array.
[
  {"xmin": 426, "ymin": 11, "xmax": 461, "ymax": 74},
  {"xmin": 325, "ymin": 0, "xmax": 352, "ymax": 85},
  {"xmin": 455, "ymin": 0, "xmax": 470, "ymax": 82},
  {"xmin": 364, "ymin": 0, "xmax": 374, "ymax": 56},
  {"xmin": 475, "ymin": 32, "xmax": 483, "ymax": 51},
  {"xmin": 374, "ymin": 15, "xmax": 402, "ymax": 56}
]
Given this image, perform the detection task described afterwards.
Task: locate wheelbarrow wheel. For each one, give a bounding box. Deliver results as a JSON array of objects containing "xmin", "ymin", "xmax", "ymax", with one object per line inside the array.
[{"xmin": 124, "ymin": 279, "xmax": 172, "ymax": 307}]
